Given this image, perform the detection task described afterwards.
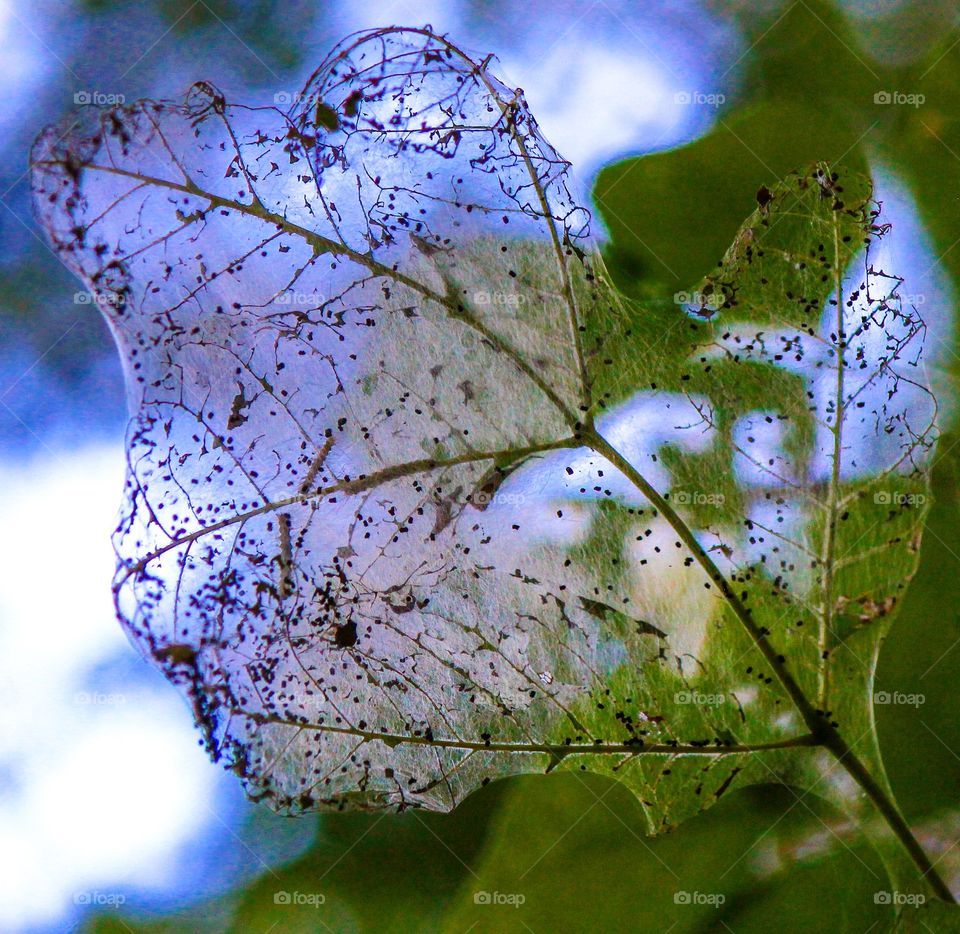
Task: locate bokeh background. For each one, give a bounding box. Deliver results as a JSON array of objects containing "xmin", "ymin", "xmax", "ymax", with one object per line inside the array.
[{"xmin": 3, "ymin": 0, "xmax": 960, "ymax": 931}]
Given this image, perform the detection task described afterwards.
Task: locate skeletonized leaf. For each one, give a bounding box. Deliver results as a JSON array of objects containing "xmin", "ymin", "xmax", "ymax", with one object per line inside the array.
[{"xmin": 31, "ymin": 28, "xmax": 935, "ymax": 828}]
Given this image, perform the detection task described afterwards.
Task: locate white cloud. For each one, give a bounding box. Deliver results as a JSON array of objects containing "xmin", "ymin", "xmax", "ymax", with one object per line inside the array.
[
  {"xmin": 500, "ymin": 37, "xmax": 687, "ymax": 173},
  {"xmin": 0, "ymin": 445, "xmax": 223, "ymax": 931}
]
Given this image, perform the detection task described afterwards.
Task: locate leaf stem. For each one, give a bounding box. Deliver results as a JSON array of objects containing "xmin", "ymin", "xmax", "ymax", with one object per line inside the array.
[
  {"xmin": 584, "ymin": 426, "xmax": 956, "ymax": 903},
  {"xmin": 116, "ymin": 435, "xmax": 579, "ymax": 585},
  {"xmin": 821, "ymin": 727, "xmax": 956, "ymax": 903},
  {"xmin": 584, "ymin": 428, "xmax": 819, "ymax": 725}
]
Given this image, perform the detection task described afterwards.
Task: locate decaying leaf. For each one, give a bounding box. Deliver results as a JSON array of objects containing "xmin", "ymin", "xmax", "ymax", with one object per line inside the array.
[{"xmin": 31, "ymin": 27, "xmax": 936, "ymax": 830}]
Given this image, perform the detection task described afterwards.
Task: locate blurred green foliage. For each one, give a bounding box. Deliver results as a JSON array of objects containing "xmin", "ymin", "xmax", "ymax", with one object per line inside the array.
[{"xmin": 80, "ymin": 0, "xmax": 319, "ymax": 70}]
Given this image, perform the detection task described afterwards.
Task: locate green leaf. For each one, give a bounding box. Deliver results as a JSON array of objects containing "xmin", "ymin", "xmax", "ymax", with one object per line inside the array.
[
  {"xmin": 592, "ymin": 0, "xmax": 877, "ymax": 297},
  {"xmin": 594, "ymin": 101, "xmax": 870, "ymax": 295},
  {"xmin": 440, "ymin": 775, "xmax": 890, "ymax": 934},
  {"xmin": 876, "ymin": 437, "xmax": 960, "ymax": 819},
  {"xmin": 891, "ymin": 898, "xmax": 960, "ymax": 932}
]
